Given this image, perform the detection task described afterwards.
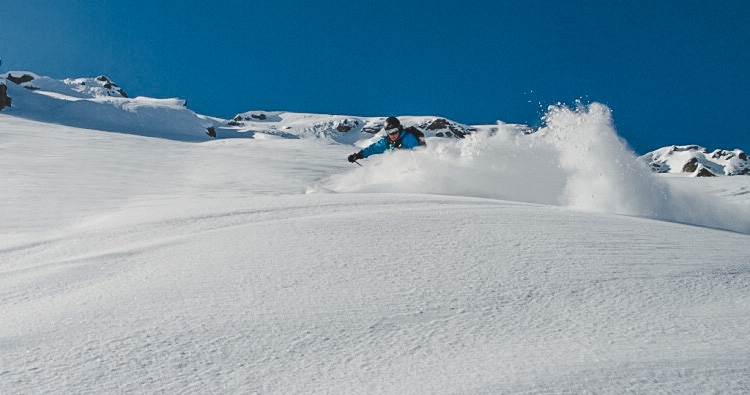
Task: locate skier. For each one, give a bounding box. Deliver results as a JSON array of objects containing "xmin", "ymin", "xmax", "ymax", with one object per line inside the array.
[{"xmin": 347, "ymin": 116, "xmax": 423, "ymax": 163}]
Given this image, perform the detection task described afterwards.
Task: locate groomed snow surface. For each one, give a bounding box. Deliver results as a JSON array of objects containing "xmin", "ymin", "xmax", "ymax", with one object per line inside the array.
[{"xmin": 2, "ymin": 103, "xmax": 750, "ymax": 393}]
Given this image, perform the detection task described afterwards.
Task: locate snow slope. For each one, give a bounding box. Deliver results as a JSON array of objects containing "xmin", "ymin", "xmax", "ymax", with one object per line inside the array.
[{"xmin": 2, "ymin": 74, "xmax": 750, "ymax": 393}]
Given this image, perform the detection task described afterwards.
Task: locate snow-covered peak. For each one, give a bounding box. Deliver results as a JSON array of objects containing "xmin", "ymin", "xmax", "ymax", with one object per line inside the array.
[
  {"xmin": 2, "ymin": 71, "xmax": 212, "ymax": 141},
  {"xmin": 5, "ymin": 71, "xmax": 128, "ymax": 99},
  {"xmin": 63, "ymin": 75, "xmax": 129, "ymax": 98},
  {"xmin": 640, "ymin": 145, "xmax": 749, "ymax": 176}
]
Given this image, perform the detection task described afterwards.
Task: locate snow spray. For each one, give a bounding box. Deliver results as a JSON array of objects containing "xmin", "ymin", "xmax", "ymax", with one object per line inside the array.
[{"xmin": 327, "ymin": 102, "xmax": 750, "ymax": 234}]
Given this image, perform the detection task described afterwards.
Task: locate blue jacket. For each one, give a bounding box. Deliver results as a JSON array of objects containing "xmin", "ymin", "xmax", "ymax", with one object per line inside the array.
[{"xmin": 361, "ymin": 130, "xmax": 421, "ymax": 158}]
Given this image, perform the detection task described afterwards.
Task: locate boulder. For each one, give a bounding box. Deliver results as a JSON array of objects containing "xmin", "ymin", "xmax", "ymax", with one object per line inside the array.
[
  {"xmin": 6, "ymin": 73, "xmax": 34, "ymax": 84},
  {"xmin": 0, "ymin": 82, "xmax": 10, "ymax": 110}
]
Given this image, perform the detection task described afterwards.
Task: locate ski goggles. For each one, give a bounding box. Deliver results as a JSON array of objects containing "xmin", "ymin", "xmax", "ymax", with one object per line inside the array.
[{"xmin": 385, "ymin": 127, "xmax": 400, "ymax": 135}]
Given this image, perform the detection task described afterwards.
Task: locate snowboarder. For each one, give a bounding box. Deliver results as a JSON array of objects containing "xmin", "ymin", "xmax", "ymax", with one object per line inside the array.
[{"xmin": 347, "ymin": 116, "xmax": 424, "ymax": 163}]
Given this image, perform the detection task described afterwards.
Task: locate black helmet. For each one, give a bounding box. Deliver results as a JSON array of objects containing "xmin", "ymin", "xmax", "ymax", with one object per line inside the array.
[{"xmin": 384, "ymin": 116, "xmax": 402, "ymax": 132}]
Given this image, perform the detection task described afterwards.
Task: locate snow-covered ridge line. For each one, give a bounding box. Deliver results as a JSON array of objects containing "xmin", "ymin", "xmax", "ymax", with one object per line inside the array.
[
  {"xmin": 1, "ymin": 71, "xmax": 747, "ymax": 175},
  {"xmin": 1, "ymin": 71, "xmax": 496, "ymax": 144}
]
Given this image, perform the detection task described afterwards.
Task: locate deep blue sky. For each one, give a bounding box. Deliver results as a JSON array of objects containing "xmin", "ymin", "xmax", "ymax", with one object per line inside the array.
[{"xmin": 3, "ymin": 0, "xmax": 749, "ymax": 153}]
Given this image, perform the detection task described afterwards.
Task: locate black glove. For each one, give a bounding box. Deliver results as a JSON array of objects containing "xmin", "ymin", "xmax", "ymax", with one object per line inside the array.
[{"xmin": 348, "ymin": 151, "xmax": 364, "ymax": 163}]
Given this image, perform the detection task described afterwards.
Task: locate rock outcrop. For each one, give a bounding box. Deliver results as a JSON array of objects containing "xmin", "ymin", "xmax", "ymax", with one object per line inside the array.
[{"xmin": 0, "ymin": 82, "xmax": 10, "ymax": 110}]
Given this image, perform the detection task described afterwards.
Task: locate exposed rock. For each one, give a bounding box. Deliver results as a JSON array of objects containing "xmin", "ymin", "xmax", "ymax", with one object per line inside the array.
[
  {"xmin": 420, "ymin": 118, "xmax": 468, "ymax": 138},
  {"xmin": 425, "ymin": 118, "xmax": 451, "ymax": 130},
  {"xmin": 362, "ymin": 125, "xmax": 382, "ymax": 134},
  {"xmin": 206, "ymin": 127, "xmax": 216, "ymax": 138},
  {"xmin": 90, "ymin": 76, "xmax": 127, "ymax": 97},
  {"xmin": 360, "ymin": 117, "xmax": 472, "ymax": 138},
  {"xmin": 7, "ymin": 73, "xmax": 34, "ymax": 84},
  {"xmin": 101, "ymin": 82, "xmax": 128, "ymax": 98},
  {"xmin": 0, "ymin": 82, "xmax": 10, "ymax": 110},
  {"xmin": 226, "ymin": 113, "xmax": 273, "ymax": 126},
  {"xmin": 227, "ymin": 115, "xmax": 244, "ymax": 126},
  {"xmin": 335, "ymin": 119, "xmax": 360, "ymax": 133},
  {"xmin": 682, "ymin": 157, "xmax": 699, "ymax": 173},
  {"xmin": 682, "ymin": 157, "xmax": 716, "ymax": 176}
]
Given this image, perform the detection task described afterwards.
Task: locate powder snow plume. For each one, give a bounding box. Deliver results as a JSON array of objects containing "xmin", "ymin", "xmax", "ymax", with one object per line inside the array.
[{"xmin": 327, "ymin": 102, "xmax": 750, "ymax": 234}]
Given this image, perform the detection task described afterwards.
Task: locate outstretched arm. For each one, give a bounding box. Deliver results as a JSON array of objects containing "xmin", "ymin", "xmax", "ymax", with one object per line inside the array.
[{"xmin": 361, "ymin": 137, "xmax": 389, "ymax": 158}]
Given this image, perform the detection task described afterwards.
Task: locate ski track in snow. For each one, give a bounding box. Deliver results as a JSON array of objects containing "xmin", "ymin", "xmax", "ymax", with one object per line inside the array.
[{"xmin": 2, "ymin": 107, "xmax": 750, "ymax": 393}]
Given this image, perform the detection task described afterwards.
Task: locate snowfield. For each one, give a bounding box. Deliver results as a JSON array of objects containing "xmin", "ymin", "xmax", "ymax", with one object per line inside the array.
[{"xmin": 2, "ymin": 76, "xmax": 750, "ymax": 393}]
